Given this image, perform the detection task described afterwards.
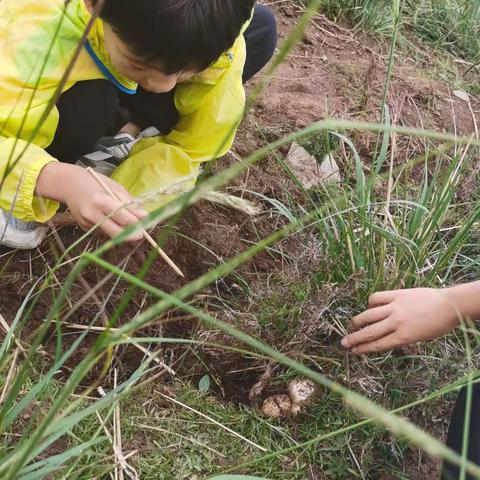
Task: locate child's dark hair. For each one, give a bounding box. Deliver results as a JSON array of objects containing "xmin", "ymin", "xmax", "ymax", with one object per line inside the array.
[{"xmin": 93, "ymin": 0, "xmax": 256, "ymax": 74}]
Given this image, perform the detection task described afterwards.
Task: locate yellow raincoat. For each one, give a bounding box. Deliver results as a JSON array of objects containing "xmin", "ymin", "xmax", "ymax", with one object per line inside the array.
[{"xmin": 0, "ymin": 0, "xmax": 247, "ymax": 221}]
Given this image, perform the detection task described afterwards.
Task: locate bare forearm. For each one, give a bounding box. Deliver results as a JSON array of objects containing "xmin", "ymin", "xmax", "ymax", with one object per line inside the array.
[
  {"xmin": 35, "ymin": 162, "xmax": 78, "ymax": 203},
  {"xmin": 446, "ymin": 281, "xmax": 480, "ymax": 322}
]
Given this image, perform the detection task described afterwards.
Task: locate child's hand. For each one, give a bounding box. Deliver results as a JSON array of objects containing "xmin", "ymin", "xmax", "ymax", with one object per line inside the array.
[
  {"xmin": 37, "ymin": 163, "xmax": 148, "ymax": 241},
  {"xmin": 341, "ymin": 288, "xmax": 462, "ymax": 354},
  {"xmin": 65, "ymin": 170, "xmax": 147, "ymax": 240}
]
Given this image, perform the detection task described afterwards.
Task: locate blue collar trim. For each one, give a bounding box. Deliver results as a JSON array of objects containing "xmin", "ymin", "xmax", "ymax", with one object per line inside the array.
[{"xmin": 84, "ymin": 41, "xmax": 138, "ymax": 95}]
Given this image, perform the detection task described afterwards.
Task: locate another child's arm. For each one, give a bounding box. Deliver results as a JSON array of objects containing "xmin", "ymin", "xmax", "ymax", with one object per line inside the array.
[
  {"xmin": 36, "ymin": 162, "xmax": 147, "ymax": 241},
  {"xmin": 341, "ymin": 281, "xmax": 480, "ymax": 354}
]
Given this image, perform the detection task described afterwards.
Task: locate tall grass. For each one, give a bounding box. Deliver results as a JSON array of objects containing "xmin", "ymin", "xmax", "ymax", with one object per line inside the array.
[
  {"xmin": 307, "ymin": 0, "xmax": 480, "ymax": 64},
  {"xmin": 0, "ymin": 0, "xmax": 479, "ymax": 479}
]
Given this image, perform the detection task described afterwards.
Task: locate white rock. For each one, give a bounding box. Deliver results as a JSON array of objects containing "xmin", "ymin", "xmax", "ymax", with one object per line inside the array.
[
  {"xmin": 453, "ymin": 89, "xmax": 470, "ymax": 103},
  {"xmin": 286, "ymin": 143, "xmax": 341, "ymax": 189},
  {"xmin": 319, "ymin": 153, "xmax": 341, "ymax": 184}
]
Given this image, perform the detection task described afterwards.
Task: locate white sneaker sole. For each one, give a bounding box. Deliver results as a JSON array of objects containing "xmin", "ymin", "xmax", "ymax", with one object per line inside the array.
[{"xmin": 0, "ymin": 215, "xmax": 48, "ymax": 250}]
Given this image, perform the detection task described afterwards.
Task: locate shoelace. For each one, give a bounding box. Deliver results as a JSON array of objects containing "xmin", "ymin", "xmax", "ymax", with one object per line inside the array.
[
  {"xmin": 94, "ymin": 134, "xmax": 136, "ymax": 159},
  {"xmin": 78, "ymin": 127, "xmax": 162, "ymax": 169},
  {"xmin": 139, "ymin": 126, "xmax": 160, "ymax": 138}
]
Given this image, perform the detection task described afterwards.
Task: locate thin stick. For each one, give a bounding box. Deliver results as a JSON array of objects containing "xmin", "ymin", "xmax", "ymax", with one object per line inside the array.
[
  {"xmin": 0, "ymin": 314, "xmax": 26, "ymax": 355},
  {"xmin": 58, "ymin": 321, "xmax": 176, "ymax": 376},
  {"xmin": 0, "ymin": 348, "xmax": 19, "ymax": 405},
  {"xmin": 94, "ymin": 410, "xmax": 116, "ymax": 480},
  {"xmin": 114, "ymin": 370, "xmax": 125, "ymax": 480},
  {"xmin": 86, "ymin": 167, "xmax": 184, "ymax": 278},
  {"xmin": 98, "ymin": 388, "xmax": 139, "ymax": 480},
  {"xmin": 138, "ymin": 423, "xmax": 226, "ymax": 458}
]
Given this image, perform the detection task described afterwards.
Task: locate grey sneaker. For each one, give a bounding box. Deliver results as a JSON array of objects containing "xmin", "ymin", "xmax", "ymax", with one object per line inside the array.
[
  {"xmin": 76, "ymin": 127, "xmax": 161, "ymax": 176},
  {"xmin": 0, "ymin": 209, "xmax": 48, "ymax": 250}
]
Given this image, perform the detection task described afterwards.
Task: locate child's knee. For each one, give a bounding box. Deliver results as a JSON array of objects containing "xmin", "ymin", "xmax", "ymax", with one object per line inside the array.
[
  {"xmin": 256, "ymin": 5, "xmax": 278, "ymax": 56},
  {"xmin": 243, "ymin": 5, "xmax": 278, "ymax": 82}
]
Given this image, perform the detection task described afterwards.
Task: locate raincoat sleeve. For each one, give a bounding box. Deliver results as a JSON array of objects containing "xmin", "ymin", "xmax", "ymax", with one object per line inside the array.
[
  {"xmin": 0, "ymin": 133, "xmax": 60, "ymax": 223},
  {"xmin": 0, "ymin": 0, "xmax": 65, "ymax": 223},
  {"xmin": 111, "ymin": 36, "xmax": 247, "ymax": 208},
  {"xmin": 0, "ymin": 85, "xmax": 62, "ymax": 224},
  {"xmin": 0, "ymin": 73, "xmax": 61, "ymax": 222}
]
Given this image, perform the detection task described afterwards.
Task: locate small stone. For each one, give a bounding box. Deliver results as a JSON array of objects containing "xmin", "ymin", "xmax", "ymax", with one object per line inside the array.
[
  {"xmin": 319, "ymin": 153, "xmax": 341, "ymax": 184},
  {"xmin": 453, "ymin": 89, "xmax": 470, "ymax": 103},
  {"xmin": 303, "ymin": 32, "xmax": 314, "ymax": 45},
  {"xmin": 286, "ymin": 143, "xmax": 341, "ymax": 189}
]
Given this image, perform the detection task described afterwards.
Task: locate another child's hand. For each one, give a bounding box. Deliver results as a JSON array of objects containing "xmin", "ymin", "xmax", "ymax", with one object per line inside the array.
[
  {"xmin": 37, "ymin": 163, "xmax": 147, "ymax": 241},
  {"xmin": 341, "ymin": 288, "xmax": 461, "ymax": 354}
]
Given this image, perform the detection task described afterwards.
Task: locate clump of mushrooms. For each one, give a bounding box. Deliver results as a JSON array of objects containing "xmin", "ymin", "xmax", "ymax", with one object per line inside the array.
[{"xmin": 261, "ymin": 378, "xmax": 317, "ymax": 418}]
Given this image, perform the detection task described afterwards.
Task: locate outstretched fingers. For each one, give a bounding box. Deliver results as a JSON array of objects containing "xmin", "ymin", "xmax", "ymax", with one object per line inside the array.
[
  {"xmin": 342, "ymin": 319, "xmax": 395, "ymax": 350},
  {"xmin": 109, "ymin": 183, "xmax": 148, "ymax": 220},
  {"xmin": 350, "ymin": 333, "xmax": 404, "ymax": 354},
  {"xmin": 368, "ymin": 290, "xmax": 397, "ymax": 307},
  {"xmin": 349, "ymin": 304, "xmax": 392, "ymax": 330}
]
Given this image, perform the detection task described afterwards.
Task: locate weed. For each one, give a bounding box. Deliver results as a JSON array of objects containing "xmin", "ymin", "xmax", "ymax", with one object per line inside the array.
[{"xmin": 0, "ymin": 0, "xmax": 479, "ymax": 479}]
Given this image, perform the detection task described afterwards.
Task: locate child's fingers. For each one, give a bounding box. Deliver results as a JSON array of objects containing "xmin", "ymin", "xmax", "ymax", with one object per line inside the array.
[
  {"xmin": 342, "ymin": 319, "xmax": 395, "ymax": 349},
  {"xmin": 97, "ymin": 196, "xmax": 139, "ymax": 227},
  {"xmin": 109, "ymin": 184, "xmax": 148, "ymax": 220},
  {"xmin": 111, "ymin": 207, "xmax": 144, "ymax": 233},
  {"xmin": 100, "ymin": 197, "xmax": 142, "ymax": 230},
  {"xmin": 107, "ymin": 179, "xmax": 133, "ymax": 202},
  {"xmin": 129, "ymin": 205, "xmax": 149, "ymax": 220},
  {"xmin": 91, "ymin": 198, "xmax": 143, "ymax": 241},
  {"xmin": 94, "ymin": 218, "xmax": 141, "ymax": 242},
  {"xmin": 350, "ymin": 333, "xmax": 403, "ymax": 354},
  {"xmin": 350, "ymin": 304, "xmax": 392, "ymax": 330},
  {"xmin": 368, "ymin": 291, "xmax": 396, "ymax": 307}
]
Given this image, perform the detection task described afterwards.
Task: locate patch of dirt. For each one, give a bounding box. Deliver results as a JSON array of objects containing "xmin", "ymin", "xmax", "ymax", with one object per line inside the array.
[
  {"xmin": 404, "ymin": 449, "xmax": 443, "ymax": 480},
  {"xmin": 0, "ymin": 198, "xmax": 283, "ymax": 383},
  {"xmin": 253, "ymin": 3, "xmax": 478, "ymax": 138}
]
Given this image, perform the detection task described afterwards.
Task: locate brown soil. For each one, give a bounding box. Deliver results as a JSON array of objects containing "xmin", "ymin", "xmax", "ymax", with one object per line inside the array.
[
  {"xmin": 1, "ymin": 3, "xmax": 479, "ymax": 478},
  {"xmin": 254, "ymin": 3, "xmax": 478, "ymax": 134}
]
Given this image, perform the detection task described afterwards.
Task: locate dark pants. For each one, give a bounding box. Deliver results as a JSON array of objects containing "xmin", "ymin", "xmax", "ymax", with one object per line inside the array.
[
  {"xmin": 442, "ymin": 382, "xmax": 480, "ymax": 480},
  {"xmin": 46, "ymin": 4, "xmax": 277, "ymax": 164}
]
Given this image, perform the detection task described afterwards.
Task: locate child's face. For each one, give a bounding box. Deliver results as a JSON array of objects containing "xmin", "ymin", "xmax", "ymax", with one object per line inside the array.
[
  {"xmin": 85, "ymin": 1, "xmax": 196, "ymax": 93},
  {"xmin": 103, "ymin": 24, "xmax": 196, "ymax": 93}
]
